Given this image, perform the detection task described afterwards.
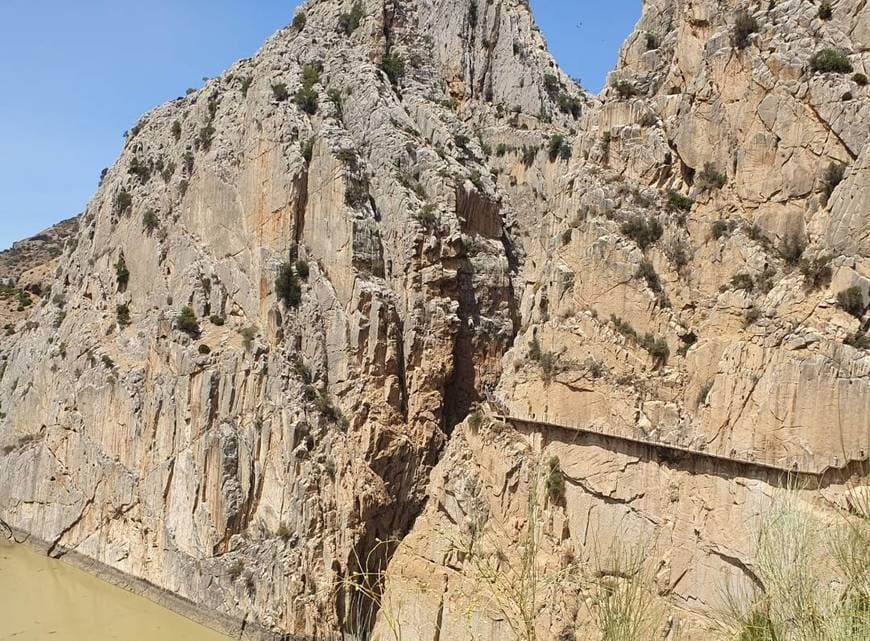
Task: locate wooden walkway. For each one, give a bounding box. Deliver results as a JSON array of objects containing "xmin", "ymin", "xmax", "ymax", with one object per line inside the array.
[{"xmin": 494, "ymin": 414, "xmax": 869, "ymax": 478}]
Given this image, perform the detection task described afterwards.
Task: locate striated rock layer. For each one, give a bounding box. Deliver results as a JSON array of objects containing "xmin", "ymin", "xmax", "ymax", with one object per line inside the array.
[{"xmin": 0, "ymin": 0, "xmax": 868, "ymax": 639}]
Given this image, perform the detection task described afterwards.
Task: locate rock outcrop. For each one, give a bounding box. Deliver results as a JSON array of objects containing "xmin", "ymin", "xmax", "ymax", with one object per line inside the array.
[{"xmin": 0, "ymin": 0, "xmax": 867, "ymax": 639}]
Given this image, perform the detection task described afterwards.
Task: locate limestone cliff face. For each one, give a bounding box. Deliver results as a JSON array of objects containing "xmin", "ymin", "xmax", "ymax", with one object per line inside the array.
[{"xmin": 0, "ymin": 0, "xmax": 868, "ymax": 639}]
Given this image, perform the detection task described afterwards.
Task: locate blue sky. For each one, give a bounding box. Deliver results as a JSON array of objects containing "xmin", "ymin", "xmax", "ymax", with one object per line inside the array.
[{"xmin": 0, "ymin": 1, "xmax": 640, "ymax": 250}]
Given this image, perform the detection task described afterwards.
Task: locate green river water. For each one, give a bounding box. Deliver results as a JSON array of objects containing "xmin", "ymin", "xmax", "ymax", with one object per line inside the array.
[{"xmin": 0, "ymin": 539, "xmax": 231, "ymax": 641}]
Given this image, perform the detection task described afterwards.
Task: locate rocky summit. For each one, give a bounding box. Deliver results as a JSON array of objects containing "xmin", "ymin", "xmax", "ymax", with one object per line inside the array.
[{"xmin": 0, "ymin": 0, "xmax": 868, "ymax": 639}]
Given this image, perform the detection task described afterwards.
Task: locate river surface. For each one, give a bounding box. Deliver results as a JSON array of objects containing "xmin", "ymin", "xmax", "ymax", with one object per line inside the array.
[{"xmin": 0, "ymin": 539, "xmax": 231, "ymax": 641}]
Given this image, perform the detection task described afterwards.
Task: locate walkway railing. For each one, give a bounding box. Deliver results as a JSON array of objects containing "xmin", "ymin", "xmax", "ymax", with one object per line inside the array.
[{"xmin": 492, "ymin": 414, "xmax": 868, "ymax": 478}]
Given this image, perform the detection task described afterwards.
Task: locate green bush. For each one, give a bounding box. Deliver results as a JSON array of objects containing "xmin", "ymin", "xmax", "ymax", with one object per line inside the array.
[
  {"xmin": 696, "ymin": 162, "xmax": 726, "ymax": 191},
  {"xmin": 546, "ymin": 457, "xmax": 565, "ymax": 502},
  {"xmin": 730, "ymin": 273, "xmax": 755, "ymax": 291},
  {"xmin": 557, "ymin": 93, "xmax": 582, "ymax": 118},
  {"xmin": 732, "ymin": 11, "xmax": 759, "ymax": 49},
  {"xmin": 240, "ymin": 76, "xmax": 253, "ymax": 97},
  {"xmin": 667, "ymin": 191, "xmax": 693, "ymax": 212},
  {"xmin": 272, "ymin": 82, "xmax": 290, "ymax": 102},
  {"xmin": 810, "ymin": 49, "xmax": 853, "ymax": 74},
  {"xmin": 176, "ymin": 306, "xmax": 200, "ymax": 336},
  {"xmin": 209, "ymin": 315, "xmax": 225, "ymax": 326},
  {"xmin": 294, "ymin": 86, "xmax": 318, "ymax": 114},
  {"xmin": 799, "ymin": 255, "xmax": 832, "ymax": 291},
  {"xmin": 276, "ymin": 262, "xmax": 302, "ymax": 307},
  {"xmin": 844, "ymin": 332, "xmax": 870, "ymax": 349},
  {"xmin": 195, "ymin": 124, "xmax": 215, "ymax": 151},
  {"xmin": 543, "ymin": 73, "xmax": 560, "ymax": 99},
  {"xmin": 837, "ymin": 286, "xmax": 865, "ymax": 317},
  {"xmin": 143, "ymin": 210, "xmax": 159, "ymax": 234},
  {"xmin": 521, "ymin": 145, "xmax": 538, "ymax": 167},
  {"xmin": 496, "ymin": 143, "xmax": 508, "ymax": 157},
  {"xmin": 115, "ymin": 256, "xmax": 130, "ymax": 289},
  {"xmin": 547, "ymin": 134, "xmax": 571, "ymax": 161},
  {"xmin": 854, "ymin": 72, "xmax": 869, "ymax": 86},
  {"xmin": 115, "ymin": 188, "xmax": 133, "ymax": 215},
  {"xmin": 381, "ymin": 54, "xmax": 405, "ymax": 86},
  {"xmin": 818, "ymin": 0, "xmax": 833, "ymax": 20},
  {"xmin": 645, "ymin": 34, "xmax": 659, "ymax": 50},
  {"xmin": 640, "ymin": 333, "xmax": 670, "ymax": 367},
  {"xmin": 295, "ymin": 259, "xmax": 310, "ymax": 281},
  {"xmin": 779, "ymin": 234, "xmax": 806, "ymax": 267},
  {"xmin": 116, "ymin": 304, "xmax": 131, "ymax": 328},
  {"xmin": 620, "ymin": 216, "xmax": 663, "ymax": 250},
  {"xmin": 292, "ymin": 12, "xmax": 306, "ymax": 30},
  {"xmin": 337, "ymin": 2, "xmax": 364, "ymax": 34},
  {"xmin": 276, "ymin": 523, "xmax": 292, "ymax": 541},
  {"xmin": 615, "ymin": 81, "xmax": 638, "ymax": 98},
  {"xmin": 637, "ymin": 260, "xmax": 662, "ymax": 293},
  {"xmin": 611, "ymin": 315, "xmax": 638, "ymax": 342},
  {"xmin": 821, "ymin": 161, "xmax": 845, "ymax": 202},
  {"xmin": 198, "ymin": 343, "xmax": 211, "ymax": 355}
]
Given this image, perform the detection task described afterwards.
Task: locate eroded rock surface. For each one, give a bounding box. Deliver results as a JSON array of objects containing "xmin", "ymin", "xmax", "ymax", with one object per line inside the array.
[{"xmin": 0, "ymin": 0, "xmax": 867, "ymax": 639}]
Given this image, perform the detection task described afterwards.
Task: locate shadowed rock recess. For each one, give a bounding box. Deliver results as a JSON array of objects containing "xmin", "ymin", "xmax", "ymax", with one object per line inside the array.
[{"xmin": 0, "ymin": 0, "xmax": 868, "ymax": 639}]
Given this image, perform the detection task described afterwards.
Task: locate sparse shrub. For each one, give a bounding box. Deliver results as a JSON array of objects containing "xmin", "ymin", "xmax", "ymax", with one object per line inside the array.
[
  {"xmin": 240, "ymin": 76, "xmax": 253, "ymax": 97},
  {"xmin": 853, "ymin": 72, "xmax": 869, "ymax": 86},
  {"xmin": 548, "ymin": 134, "xmax": 571, "ymax": 161},
  {"xmin": 818, "ymin": 0, "xmax": 833, "ymax": 20},
  {"xmin": 171, "ymin": 120, "xmax": 182, "ymax": 141},
  {"xmin": 731, "ymin": 273, "xmax": 755, "ymax": 291},
  {"xmin": 115, "ymin": 256, "xmax": 130, "ymax": 289},
  {"xmin": 294, "ymin": 259, "xmax": 310, "ymax": 281},
  {"xmin": 198, "ymin": 344, "xmax": 211, "ymax": 355},
  {"xmin": 276, "ymin": 262, "xmax": 302, "ymax": 308},
  {"xmin": 755, "ymin": 266, "xmax": 777, "ymax": 294},
  {"xmin": 732, "ymin": 10, "xmax": 760, "ymax": 49},
  {"xmin": 301, "ymin": 138, "xmax": 314, "ymax": 163},
  {"xmin": 468, "ymin": 410, "xmax": 483, "ymax": 433},
  {"xmin": 496, "ymin": 143, "xmax": 508, "ymax": 157},
  {"xmin": 696, "ymin": 161, "xmax": 726, "ymax": 191},
  {"xmin": 821, "ymin": 161, "xmax": 845, "ymax": 203},
  {"xmin": 637, "ymin": 260, "xmax": 662, "ymax": 293},
  {"xmin": 810, "ymin": 48, "xmax": 853, "ymax": 73},
  {"xmin": 615, "ymin": 80, "xmax": 638, "ymax": 98},
  {"xmin": 115, "ymin": 188, "xmax": 132, "ymax": 215},
  {"xmin": 336, "ymin": 148, "xmax": 357, "ymax": 163},
  {"xmin": 645, "ymin": 34, "xmax": 659, "ymax": 50},
  {"xmin": 837, "ymin": 286, "xmax": 865, "ymax": 317},
  {"xmin": 209, "ymin": 315, "xmax": 225, "ymax": 326},
  {"xmin": 521, "ymin": 145, "xmax": 538, "ymax": 167},
  {"xmin": 176, "ymin": 306, "xmax": 200, "ymax": 337},
  {"xmin": 116, "ymin": 304, "xmax": 131, "ymax": 328},
  {"xmin": 272, "ymin": 82, "xmax": 290, "ymax": 102},
  {"xmin": 666, "ymin": 238, "xmax": 690, "ymax": 270},
  {"xmin": 294, "ymin": 86, "xmax": 318, "ymax": 114},
  {"xmin": 744, "ymin": 307, "xmax": 761, "ymax": 327},
  {"xmin": 667, "ymin": 191, "xmax": 693, "ymax": 212},
  {"xmin": 710, "ymin": 220, "xmax": 731, "ymax": 240},
  {"xmin": 16, "ymin": 290, "xmax": 32, "ymax": 310},
  {"xmin": 620, "ymin": 216, "xmax": 663, "ymax": 250},
  {"xmin": 611, "ymin": 315, "xmax": 638, "ymax": 342},
  {"xmin": 143, "ymin": 210, "xmax": 159, "ymax": 234},
  {"xmin": 539, "ymin": 351, "xmax": 560, "ymax": 382},
  {"xmin": 337, "ymin": 2, "xmax": 364, "ymax": 34},
  {"xmin": 381, "ymin": 54, "xmax": 405, "ymax": 86},
  {"xmin": 195, "ymin": 124, "xmax": 215, "ymax": 151},
  {"xmin": 799, "ymin": 255, "xmax": 832, "ymax": 291},
  {"xmin": 276, "ymin": 524, "xmax": 292, "ymax": 541},
  {"xmin": 557, "ymin": 93, "xmax": 582, "ymax": 118},
  {"xmin": 640, "ymin": 333, "xmax": 670, "ymax": 367},
  {"xmin": 561, "ymin": 229, "xmax": 573, "ymax": 246},
  {"xmin": 545, "ymin": 457, "xmax": 565, "ymax": 502},
  {"xmin": 292, "ymin": 12, "xmax": 306, "ymax": 30},
  {"xmin": 416, "ymin": 203, "xmax": 438, "ymax": 227},
  {"xmin": 779, "ymin": 233, "xmax": 805, "ymax": 267},
  {"xmin": 543, "ymin": 73, "xmax": 560, "ymax": 99},
  {"xmin": 844, "ymin": 332, "xmax": 870, "ymax": 349},
  {"xmin": 241, "ymin": 326, "xmax": 257, "ymax": 351}
]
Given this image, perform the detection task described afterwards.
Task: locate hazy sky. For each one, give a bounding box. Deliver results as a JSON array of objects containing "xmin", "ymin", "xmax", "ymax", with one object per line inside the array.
[{"xmin": 0, "ymin": 1, "xmax": 641, "ymax": 250}]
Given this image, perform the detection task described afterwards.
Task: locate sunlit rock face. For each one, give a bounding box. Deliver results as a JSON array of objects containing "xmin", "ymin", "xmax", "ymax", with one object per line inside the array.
[{"xmin": 0, "ymin": 0, "xmax": 867, "ymax": 639}]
